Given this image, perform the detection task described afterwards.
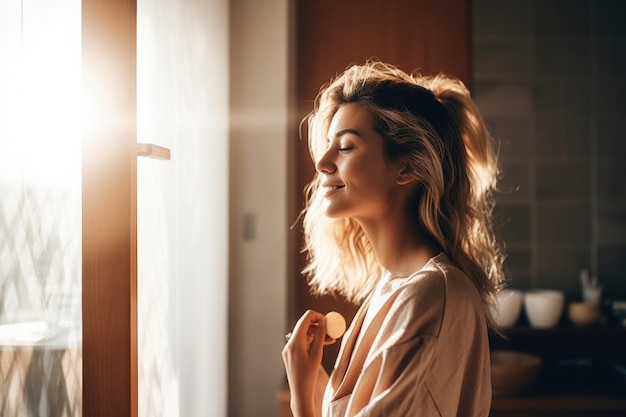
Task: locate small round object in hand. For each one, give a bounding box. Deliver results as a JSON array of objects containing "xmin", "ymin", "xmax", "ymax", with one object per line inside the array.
[{"xmin": 325, "ymin": 311, "xmax": 347, "ymax": 339}]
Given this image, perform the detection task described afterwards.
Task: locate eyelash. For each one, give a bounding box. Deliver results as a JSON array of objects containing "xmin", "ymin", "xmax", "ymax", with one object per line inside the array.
[{"xmin": 338, "ymin": 146, "xmax": 353, "ymax": 152}]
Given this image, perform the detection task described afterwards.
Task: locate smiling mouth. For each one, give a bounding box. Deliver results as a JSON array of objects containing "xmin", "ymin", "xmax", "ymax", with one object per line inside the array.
[{"xmin": 322, "ymin": 184, "xmax": 345, "ymax": 196}]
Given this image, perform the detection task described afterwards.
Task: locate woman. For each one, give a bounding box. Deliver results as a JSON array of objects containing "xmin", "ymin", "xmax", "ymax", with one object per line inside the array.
[{"xmin": 283, "ymin": 60, "xmax": 505, "ymax": 417}]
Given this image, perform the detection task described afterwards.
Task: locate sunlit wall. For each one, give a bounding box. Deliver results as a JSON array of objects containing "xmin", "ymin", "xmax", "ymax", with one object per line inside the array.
[
  {"xmin": 229, "ymin": 0, "xmax": 290, "ymax": 416},
  {"xmin": 137, "ymin": 0, "xmax": 229, "ymax": 416}
]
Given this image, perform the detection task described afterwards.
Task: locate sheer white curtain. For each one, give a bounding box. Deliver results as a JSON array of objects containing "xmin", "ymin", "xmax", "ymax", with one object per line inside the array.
[
  {"xmin": 137, "ymin": 0, "xmax": 229, "ymax": 416},
  {"xmin": 0, "ymin": 0, "xmax": 82, "ymax": 415}
]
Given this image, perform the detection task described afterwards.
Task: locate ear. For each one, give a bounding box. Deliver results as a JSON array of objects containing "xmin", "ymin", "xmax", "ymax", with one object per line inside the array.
[{"xmin": 396, "ymin": 167, "xmax": 416, "ymax": 186}]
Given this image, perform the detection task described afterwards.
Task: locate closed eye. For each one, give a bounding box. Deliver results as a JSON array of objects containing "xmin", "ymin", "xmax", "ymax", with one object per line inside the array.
[{"xmin": 338, "ymin": 146, "xmax": 354, "ymax": 152}]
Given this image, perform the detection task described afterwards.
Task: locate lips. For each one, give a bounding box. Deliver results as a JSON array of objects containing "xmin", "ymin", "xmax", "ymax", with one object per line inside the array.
[
  {"xmin": 322, "ymin": 182, "xmax": 345, "ymax": 190},
  {"xmin": 322, "ymin": 181, "xmax": 345, "ymax": 196}
]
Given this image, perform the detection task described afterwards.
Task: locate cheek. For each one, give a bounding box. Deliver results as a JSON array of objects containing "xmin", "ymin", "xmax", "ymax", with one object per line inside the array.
[
  {"xmin": 352, "ymin": 166, "xmax": 395, "ymax": 198},
  {"xmin": 346, "ymin": 156, "xmax": 383, "ymax": 178}
]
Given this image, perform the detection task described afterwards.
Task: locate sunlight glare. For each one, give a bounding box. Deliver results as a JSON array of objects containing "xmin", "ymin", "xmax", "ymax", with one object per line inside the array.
[{"xmin": 0, "ymin": 0, "xmax": 81, "ymax": 188}]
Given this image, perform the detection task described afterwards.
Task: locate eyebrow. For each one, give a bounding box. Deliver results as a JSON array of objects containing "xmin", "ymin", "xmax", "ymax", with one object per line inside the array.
[{"xmin": 328, "ymin": 128, "xmax": 365, "ymax": 141}]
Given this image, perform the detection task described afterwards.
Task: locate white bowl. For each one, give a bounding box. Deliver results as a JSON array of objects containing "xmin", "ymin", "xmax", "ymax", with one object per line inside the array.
[
  {"xmin": 491, "ymin": 289, "xmax": 523, "ymax": 328},
  {"xmin": 524, "ymin": 289, "xmax": 564, "ymax": 329}
]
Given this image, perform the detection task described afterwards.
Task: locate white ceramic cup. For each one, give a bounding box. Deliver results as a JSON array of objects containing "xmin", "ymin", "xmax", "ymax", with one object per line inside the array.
[
  {"xmin": 491, "ymin": 289, "xmax": 523, "ymax": 328},
  {"xmin": 524, "ymin": 289, "xmax": 565, "ymax": 329}
]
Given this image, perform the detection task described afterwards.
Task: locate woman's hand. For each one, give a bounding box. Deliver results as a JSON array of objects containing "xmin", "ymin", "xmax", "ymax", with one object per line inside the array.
[{"xmin": 282, "ymin": 310, "xmax": 336, "ymax": 417}]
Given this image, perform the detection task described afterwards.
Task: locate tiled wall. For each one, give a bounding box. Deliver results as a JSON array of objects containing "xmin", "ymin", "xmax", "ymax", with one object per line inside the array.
[{"xmin": 472, "ymin": 0, "xmax": 626, "ymax": 301}]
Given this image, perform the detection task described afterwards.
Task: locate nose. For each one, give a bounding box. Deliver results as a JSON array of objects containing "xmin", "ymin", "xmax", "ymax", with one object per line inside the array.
[{"xmin": 315, "ymin": 147, "xmax": 336, "ymax": 174}]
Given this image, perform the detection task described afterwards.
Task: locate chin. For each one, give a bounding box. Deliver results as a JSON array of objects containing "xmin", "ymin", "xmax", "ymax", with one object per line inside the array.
[
  {"xmin": 323, "ymin": 198, "xmax": 359, "ymax": 218},
  {"xmin": 323, "ymin": 204, "xmax": 341, "ymax": 218},
  {"xmin": 323, "ymin": 206, "xmax": 352, "ymax": 219},
  {"xmin": 323, "ymin": 209, "xmax": 340, "ymax": 218}
]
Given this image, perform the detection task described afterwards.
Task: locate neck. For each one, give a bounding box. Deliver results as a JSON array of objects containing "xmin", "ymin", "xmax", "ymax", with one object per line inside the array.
[{"xmin": 357, "ymin": 214, "xmax": 441, "ymax": 278}]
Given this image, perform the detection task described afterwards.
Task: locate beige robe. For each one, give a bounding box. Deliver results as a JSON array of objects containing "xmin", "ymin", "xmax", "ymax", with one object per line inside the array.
[{"xmin": 322, "ymin": 253, "xmax": 491, "ymax": 417}]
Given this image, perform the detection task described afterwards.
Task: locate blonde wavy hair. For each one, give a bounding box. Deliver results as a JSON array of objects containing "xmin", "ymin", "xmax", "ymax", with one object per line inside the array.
[{"xmin": 301, "ymin": 61, "xmax": 505, "ymax": 316}]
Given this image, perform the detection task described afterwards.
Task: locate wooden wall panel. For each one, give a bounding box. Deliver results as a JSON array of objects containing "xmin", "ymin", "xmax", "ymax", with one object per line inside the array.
[{"xmin": 82, "ymin": 0, "xmax": 137, "ymax": 416}]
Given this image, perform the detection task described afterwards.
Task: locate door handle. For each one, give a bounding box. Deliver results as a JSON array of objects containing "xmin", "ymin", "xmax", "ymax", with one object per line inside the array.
[{"xmin": 136, "ymin": 143, "xmax": 171, "ymax": 160}]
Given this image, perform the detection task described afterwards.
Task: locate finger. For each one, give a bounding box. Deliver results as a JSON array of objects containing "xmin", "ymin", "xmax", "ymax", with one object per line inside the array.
[
  {"xmin": 290, "ymin": 310, "xmax": 325, "ymax": 343},
  {"xmin": 309, "ymin": 316, "xmax": 326, "ymax": 360},
  {"xmin": 323, "ymin": 336, "xmax": 337, "ymax": 345},
  {"xmin": 306, "ymin": 323, "xmax": 319, "ymax": 338}
]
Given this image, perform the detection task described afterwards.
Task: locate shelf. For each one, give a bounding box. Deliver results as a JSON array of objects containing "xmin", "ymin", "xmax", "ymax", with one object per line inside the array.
[
  {"xmin": 497, "ymin": 324, "xmax": 626, "ymax": 336},
  {"xmin": 493, "ymin": 396, "xmax": 626, "ymax": 411},
  {"xmin": 490, "ymin": 325, "xmax": 626, "ymax": 416},
  {"xmin": 490, "ymin": 324, "xmax": 626, "ymax": 360},
  {"xmin": 491, "ymin": 396, "xmax": 626, "ymax": 417}
]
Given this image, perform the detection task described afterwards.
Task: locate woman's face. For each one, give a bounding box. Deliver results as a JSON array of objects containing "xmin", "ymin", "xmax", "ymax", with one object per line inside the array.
[{"xmin": 316, "ymin": 103, "xmax": 405, "ymax": 221}]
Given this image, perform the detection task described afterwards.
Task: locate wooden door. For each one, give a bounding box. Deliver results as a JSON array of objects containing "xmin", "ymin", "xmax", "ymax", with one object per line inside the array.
[
  {"xmin": 289, "ymin": 0, "xmax": 471, "ymax": 371},
  {"xmin": 82, "ymin": 0, "xmax": 138, "ymax": 415}
]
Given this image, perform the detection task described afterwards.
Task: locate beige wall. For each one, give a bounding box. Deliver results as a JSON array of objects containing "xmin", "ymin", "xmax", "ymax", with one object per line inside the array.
[{"xmin": 229, "ymin": 1, "xmax": 290, "ymax": 416}]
